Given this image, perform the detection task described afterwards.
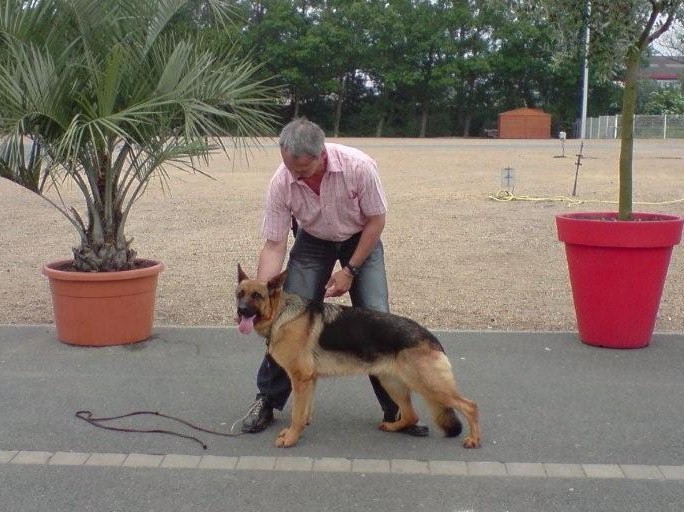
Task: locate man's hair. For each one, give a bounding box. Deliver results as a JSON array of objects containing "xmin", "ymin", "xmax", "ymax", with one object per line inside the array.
[{"xmin": 279, "ymin": 118, "xmax": 325, "ymax": 157}]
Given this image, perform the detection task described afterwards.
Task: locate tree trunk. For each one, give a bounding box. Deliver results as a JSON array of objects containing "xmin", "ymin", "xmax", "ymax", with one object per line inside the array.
[
  {"xmin": 419, "ymin": 109, "xmax": 428, "ymax": 138},
  {"xmin": 73, "ymin": 240, "xmax": 136, "ymax": 272},
  {"xmin": 292, "ymin": 91, "xmax": 300, "ymax": 118},
  {"xmin": 375, "ymin": 116, "xmax": 385, "ymax": 137},
  {"xmin": 333, "ymin": 74, "xmax": 344, "ymax": 137},
  {"xmin": 618, "ymin": 46, "xmax": 640, "ymax": 220}
]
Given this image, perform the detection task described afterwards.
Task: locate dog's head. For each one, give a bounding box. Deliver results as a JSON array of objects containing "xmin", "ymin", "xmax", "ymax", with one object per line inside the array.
[{"xmin": 235, "ymin": 263, "xmax": 287, "ymax": 335}]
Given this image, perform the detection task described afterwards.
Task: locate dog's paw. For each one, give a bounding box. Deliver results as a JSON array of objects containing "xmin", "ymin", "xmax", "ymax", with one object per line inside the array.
[
  {"xmin": 378, "ymin": 420, "xmax": 414, "ymax": 433},
  {"xmin": 377, "ymin": 421, "xmax": 394, "ymax": 432},
  {"xmin": 275, "ymin": 427, "xmax": 299, "ymax": 448},
  {"xmin": 462, "ymin": 435, "xmax": 481, "ymax": 449}
]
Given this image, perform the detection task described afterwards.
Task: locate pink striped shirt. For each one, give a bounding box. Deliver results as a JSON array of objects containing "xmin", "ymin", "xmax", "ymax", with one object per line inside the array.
[{"xmin": 262, "ymin": 143, "xmax": 388, "ymax": 242}]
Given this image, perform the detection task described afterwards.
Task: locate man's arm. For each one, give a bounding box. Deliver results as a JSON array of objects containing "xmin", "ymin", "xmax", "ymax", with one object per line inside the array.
[
  {"xmin": 347, "ymin": 213, "xmax": 385, "ymax": 268},
  {"xmin": 324, "ymin": 213, "xmax": 385, "ymax": 298},
  {"xmin": 257, "ymin": 238, "xmax": 288, "ymax": 281}
]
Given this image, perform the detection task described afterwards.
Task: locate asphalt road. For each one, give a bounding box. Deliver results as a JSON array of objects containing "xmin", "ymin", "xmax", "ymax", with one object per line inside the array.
[{"xmin": 2, "ymin": 325, "xmax": 684, "ymax": 512}]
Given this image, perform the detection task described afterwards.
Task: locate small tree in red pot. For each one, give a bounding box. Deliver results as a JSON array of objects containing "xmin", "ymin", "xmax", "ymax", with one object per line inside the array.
[{"xmin": 546, "ymin": 0, "xmax": 684, "ymax": 348}]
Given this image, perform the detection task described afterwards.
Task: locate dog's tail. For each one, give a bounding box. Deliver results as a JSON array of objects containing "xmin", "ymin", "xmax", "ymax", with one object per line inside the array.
[{"xmin": 431, "ymin": 406, "xmax": 463, "ymax": 437}]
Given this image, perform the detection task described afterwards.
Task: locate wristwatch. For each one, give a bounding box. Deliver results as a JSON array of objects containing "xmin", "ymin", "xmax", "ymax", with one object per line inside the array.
[{"xmin": 346, "ymin": 264, "xmax": 362, "ymax": 278}]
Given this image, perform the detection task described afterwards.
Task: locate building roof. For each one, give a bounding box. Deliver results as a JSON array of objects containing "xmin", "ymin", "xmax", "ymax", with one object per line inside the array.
[
  {"xmin": 499, "ymin": 107, "xmax": 550, "ymax": 118},
  {"xmin": 643, "ymin": 55, "xmax": 684, "ymax": 81}
]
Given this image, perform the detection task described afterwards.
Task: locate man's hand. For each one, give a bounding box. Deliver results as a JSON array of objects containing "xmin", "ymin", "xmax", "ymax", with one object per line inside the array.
[{"xmin": 324, "ymin": 268, "xmax": 354, "ymax": 298}]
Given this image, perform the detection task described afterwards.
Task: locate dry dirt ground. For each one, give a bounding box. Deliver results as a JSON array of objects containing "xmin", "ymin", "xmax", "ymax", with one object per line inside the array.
[{"xmin": 2, "ymin": 138, "xmax": 684, "ymax": 332}]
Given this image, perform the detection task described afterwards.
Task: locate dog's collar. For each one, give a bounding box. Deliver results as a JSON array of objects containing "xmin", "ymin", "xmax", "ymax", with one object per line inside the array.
[{"xmin": 264, "ymin": 326, "xmax": 274, "ymax": 350}]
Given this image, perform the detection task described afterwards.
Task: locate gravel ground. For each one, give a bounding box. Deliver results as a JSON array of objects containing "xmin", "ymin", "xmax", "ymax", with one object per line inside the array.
[{"xmin": 2, "ymin": 137, "xmax": 683, "ymax": 332}]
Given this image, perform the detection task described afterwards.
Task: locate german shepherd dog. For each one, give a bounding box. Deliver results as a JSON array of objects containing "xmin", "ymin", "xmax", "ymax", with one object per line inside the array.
[{"xmin": 236, "ymin": 264, "xmax": 481, "ymax": 449}]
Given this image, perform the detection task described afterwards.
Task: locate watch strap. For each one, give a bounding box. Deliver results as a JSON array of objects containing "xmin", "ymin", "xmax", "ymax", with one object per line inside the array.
[{"xmin": 346, "ymin": 264, "xmax": 361, "ymax": 277}]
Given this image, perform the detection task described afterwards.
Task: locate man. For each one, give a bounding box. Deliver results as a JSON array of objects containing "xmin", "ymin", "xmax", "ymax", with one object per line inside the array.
[{"xmin": 241, "ymin": 118, "xmax": 428, "ymax": 437}]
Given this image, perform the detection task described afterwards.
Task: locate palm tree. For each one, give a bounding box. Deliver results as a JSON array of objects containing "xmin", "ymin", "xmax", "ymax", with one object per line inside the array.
[{"xmin": 0, "ymin": 0, "xmax": 277, "ymax": 271}]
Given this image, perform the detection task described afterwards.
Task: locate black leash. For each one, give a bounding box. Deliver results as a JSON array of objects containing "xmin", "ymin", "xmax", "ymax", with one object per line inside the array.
[{"xmin": 75, "ymin": 410, "xmax": 245, "ymax": 450}]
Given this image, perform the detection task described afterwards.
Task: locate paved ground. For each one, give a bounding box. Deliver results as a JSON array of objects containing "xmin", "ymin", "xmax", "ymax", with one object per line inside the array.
[{"xmin": 2, "ymin": 325, "xmax": 684, "ymax": 512}]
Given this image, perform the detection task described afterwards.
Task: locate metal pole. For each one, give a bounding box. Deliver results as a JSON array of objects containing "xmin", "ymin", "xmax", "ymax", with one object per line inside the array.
[{"xmin": 580, "ymin": 0, "xmax": 591, "ymax": 139}]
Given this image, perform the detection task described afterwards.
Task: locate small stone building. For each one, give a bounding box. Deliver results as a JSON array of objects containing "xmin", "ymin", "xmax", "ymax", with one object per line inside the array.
[{"xmin": 498, "ymin": 108, "xmax": 551, "ymax": 139}]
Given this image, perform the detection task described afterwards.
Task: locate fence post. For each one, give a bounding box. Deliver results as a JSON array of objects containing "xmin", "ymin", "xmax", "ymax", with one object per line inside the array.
[{"xmin": 664, "ymin": 114, "xmax": 667, "ymax": 139}]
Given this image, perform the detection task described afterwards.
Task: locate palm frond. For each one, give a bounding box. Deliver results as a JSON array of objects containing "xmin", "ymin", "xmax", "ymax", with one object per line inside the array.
[{"xmin": 0, "ymin": 0, "xmax": 278, "ymax": 271}]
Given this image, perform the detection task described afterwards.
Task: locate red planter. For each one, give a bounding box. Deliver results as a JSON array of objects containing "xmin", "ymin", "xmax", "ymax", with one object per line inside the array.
[
  {"xmin": 42, "ymin": 259, "xmax": 165, "ymax": 346},
  {"xmin": 556, "ymin": 212, "xmax": 683, "ymax": 349}
]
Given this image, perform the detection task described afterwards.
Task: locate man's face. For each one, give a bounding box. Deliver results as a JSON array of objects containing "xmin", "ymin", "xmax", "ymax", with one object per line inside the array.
[{"xmin": 281, "ymin": 148, "xmax": 324, "ymax": 180}]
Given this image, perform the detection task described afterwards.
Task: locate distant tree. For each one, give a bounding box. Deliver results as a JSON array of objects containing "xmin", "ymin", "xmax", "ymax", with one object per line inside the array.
[{"xmin": 643, "ymin": 85, "xmax": 684, "ymax": 113}]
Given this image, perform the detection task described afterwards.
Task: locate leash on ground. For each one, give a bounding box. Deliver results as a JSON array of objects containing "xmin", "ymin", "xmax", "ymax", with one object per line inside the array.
[{"xmin": 75, "ymin": 407, "xmax": 255, "ymax": 449}]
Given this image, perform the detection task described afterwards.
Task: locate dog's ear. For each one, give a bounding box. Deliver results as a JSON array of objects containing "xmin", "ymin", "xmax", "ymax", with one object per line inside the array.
[
  {"xmin": 237, "ymin": 263, "xmax": 249, "ymax": 283},
  {"xmin": 267, "ymin": 269, "xmax": 288, "ymax": 294}
]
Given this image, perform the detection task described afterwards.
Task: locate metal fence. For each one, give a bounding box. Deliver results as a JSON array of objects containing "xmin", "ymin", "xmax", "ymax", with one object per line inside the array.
[{"xmin": 577, "ymin": 114, "xmax": 684, "ymax": 139}]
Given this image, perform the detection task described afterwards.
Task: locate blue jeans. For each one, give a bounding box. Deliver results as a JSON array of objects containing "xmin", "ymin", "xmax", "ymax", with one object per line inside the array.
[{"xmin": 255, "ymin": 229, "xmax": 398, "ymax": 417}]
